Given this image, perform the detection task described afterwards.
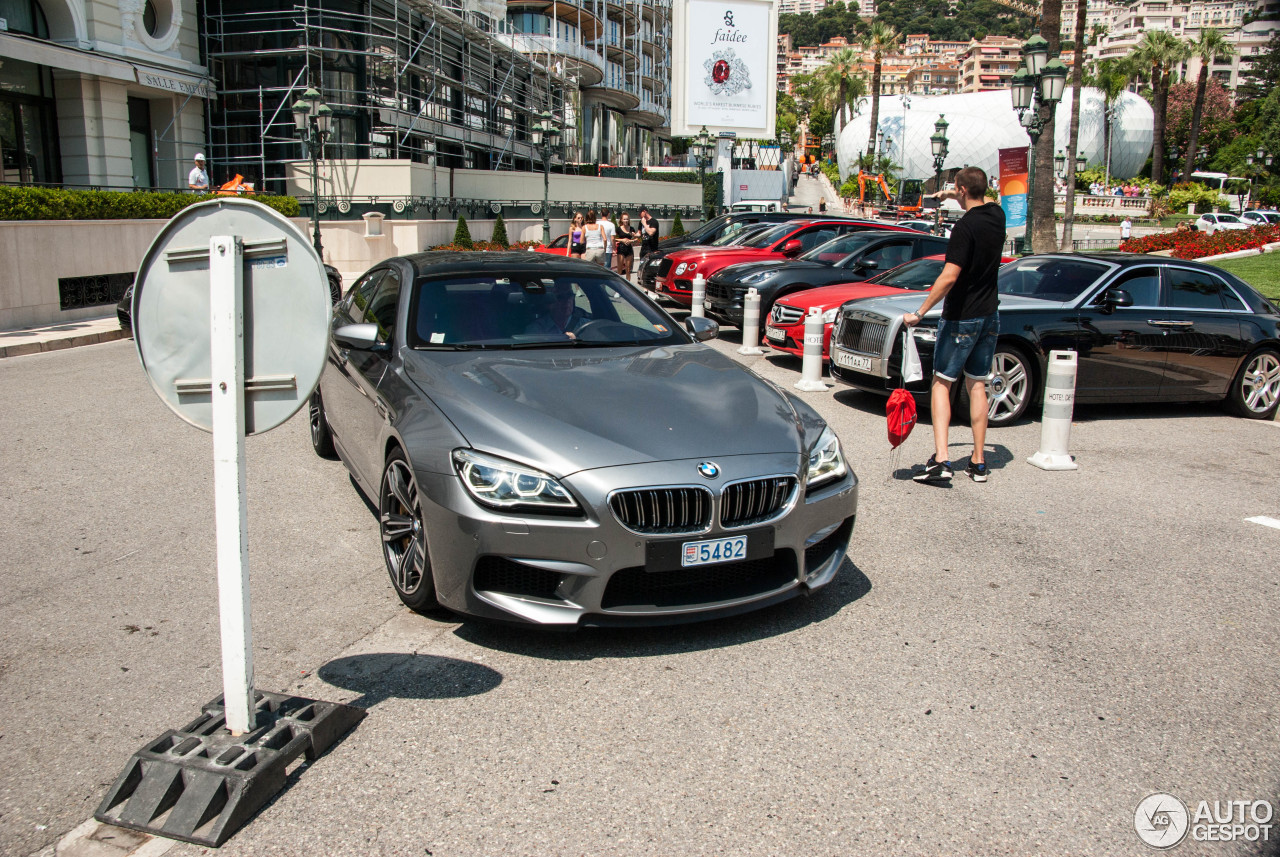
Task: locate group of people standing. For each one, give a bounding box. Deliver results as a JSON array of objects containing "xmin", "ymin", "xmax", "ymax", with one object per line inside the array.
[{"xmin": 566, "ymin": 208, "xmax": 661, "ymax": 279}]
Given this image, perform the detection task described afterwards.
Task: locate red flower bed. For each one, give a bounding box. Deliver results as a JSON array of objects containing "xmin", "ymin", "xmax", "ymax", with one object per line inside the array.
[{"xmin": 1121, "ymin": 224, "xmax": 1280, "ymax": 259}]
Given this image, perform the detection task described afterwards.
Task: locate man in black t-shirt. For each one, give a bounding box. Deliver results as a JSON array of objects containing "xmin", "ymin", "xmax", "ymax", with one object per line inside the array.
[
  {"xmin": 639, "ymin": 208, "xmax": 660, "ymax": 257},
  {"xmin": 904, "ymin": 166, "xmax": 1006, "ymax": 484}
]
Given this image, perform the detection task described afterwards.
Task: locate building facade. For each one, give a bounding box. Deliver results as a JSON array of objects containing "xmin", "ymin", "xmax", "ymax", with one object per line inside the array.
[
  {"xmin": 0, "ymin": 0, "xmax": 209, "ymax": 189},
  {"xmin": 957, "ymin": 35, "xmax": 1022, "ymax": 92}
]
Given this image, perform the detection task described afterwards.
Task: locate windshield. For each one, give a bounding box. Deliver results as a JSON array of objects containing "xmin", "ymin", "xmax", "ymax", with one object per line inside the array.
[
  {"xmin": 709, "ymin": 223, "xmax": 772, "ymax": 246},
  {"xmin": 742, "ymin": 223, "xmax": 794, "ymax": 248},
  {"xmin": 1216, "ymin": 214, "xmax": 1242, "ymax": 224},
  {"xmin": 692, "ymin": 214, "xmax": 733, "ymax": 241},
  {"xmin": 867, "ymin": 258, "xmax": 945, "ymax": 290},
  {"xmin": 997, "ymin": 257, "xmax": 1111, "ymax": 302},
  {"xmin": 408, "ymin": 272, "xmax": 686, "ymax": 349},
  {"xmin": 800, "ymin": 231, "xmax": 881, "ymax": 264}
]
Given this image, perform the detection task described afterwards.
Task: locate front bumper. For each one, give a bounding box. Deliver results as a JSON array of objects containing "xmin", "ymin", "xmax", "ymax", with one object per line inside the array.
[{"xmin": 415, "ymin": 453, "xmax": 858, "ymax": 627}]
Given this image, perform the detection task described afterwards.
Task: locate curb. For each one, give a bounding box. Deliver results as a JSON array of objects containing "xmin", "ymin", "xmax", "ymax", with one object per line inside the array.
[{"xmin": 0, "ymin": 327, "xmax": 131, "ymax": 360}]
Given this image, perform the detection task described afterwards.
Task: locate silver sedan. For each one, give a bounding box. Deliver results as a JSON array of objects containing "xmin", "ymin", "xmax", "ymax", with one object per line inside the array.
[{"xmin": 310, "ymin": 252, "xmax": 858, "ymax": 627}]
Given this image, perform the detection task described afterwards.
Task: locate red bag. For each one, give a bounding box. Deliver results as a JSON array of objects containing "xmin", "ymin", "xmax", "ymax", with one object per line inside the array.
[{"xmin": 887, "ymin": 387, "xmax": 917, "ymax": 449}]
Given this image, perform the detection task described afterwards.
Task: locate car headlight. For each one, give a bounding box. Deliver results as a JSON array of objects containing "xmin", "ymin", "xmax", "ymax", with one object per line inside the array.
[
  {"xmin": 740, "ymin": 270, "xmax": 775, "ymax": 284},
  {"xmin": 452, "ymin": 449, "xmax": 579, "ymax": 512},
  {"xmin": 911, "ymin": 326, "xmax": 937, "ymax": 343},
  {"xmin": 806, "ymin": 425, "xmax": 847, "ymax": 489},
  {"xmin": 821, "ymin": 307, "xmax": 839, "ymax": 323},
  {"xmin": 674, "ymin": 263, "xmax": 687, "ymax": 276}
]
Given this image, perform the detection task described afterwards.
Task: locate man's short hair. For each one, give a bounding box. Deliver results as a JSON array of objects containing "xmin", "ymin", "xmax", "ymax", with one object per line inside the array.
[{"xmin": 954, "ymin": 167, "xmax": 987, "ymax": 200}]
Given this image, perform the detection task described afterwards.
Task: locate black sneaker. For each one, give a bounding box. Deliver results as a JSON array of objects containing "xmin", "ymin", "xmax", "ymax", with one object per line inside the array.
[
  {"xmin": 966, "ymin": 460, "xmax": 989, "ymax": 483},
  {"xmin": 913, "ymin": 455, "xmax": 953, "ymax": 483}
]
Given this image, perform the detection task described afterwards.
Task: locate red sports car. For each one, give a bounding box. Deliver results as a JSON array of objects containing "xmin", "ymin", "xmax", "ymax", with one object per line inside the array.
[
  {"xmin": 532, "ymin": 234, "xmax": 570, "ymax": 256},
  {"xmin": 763, "ymin": 254, "xmax": 1013, "ymax": 360},
  {"xmin": 658, "ymin": 219, "xmax": 908, "ymax": 306}
]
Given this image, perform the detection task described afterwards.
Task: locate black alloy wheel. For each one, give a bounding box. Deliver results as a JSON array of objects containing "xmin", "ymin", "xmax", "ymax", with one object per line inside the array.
[
  {"xmin": 309, "ymin": 389, "xmax": 336, "ymax": 458},
  {"xmin": 379, "ymin": 448, "xmax": 440, "ymax": 613}
]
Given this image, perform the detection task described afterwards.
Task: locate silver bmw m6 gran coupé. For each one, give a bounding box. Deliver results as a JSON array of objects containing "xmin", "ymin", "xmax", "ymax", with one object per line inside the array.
[{"xmin": 310, "ymin": 252, "xmax": 858, "ymax": 627}]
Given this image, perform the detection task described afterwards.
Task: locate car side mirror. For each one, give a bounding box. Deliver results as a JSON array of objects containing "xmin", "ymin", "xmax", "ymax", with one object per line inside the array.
[
  {"xmin": 1101, "ymin": 287, "xmax": 1133, "ymax": 310},
  {"xmin": 334, "ymin": 322, "xmax": 386, "ymax": 351},
  {"xmin": 685, "ymin": 316, "xmax": 719, "ymax": 341},
  {"xmin": 856, "ymin": 259, "xmax": 880, "ymax": 272},
  {"xmin": 781, "ymin": 239, "xmax": 803, "ymax": 257}
]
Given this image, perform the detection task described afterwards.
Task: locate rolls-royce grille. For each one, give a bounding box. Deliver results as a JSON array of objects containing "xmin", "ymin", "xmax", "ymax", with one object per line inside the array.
[
  {"xmin": 772, "ymin": 304, "xmax": 804, "ymax": 325},
  {"xmin": 601, "ymin": 553, "xmax": 798, "ymax": 609},
  {"xmin": 836, "ymin": 314, "xmax": 889, "ymax": 355},
  {"xmin": 610, "ymin": 487, "xmax": 712, "ymax": 534},
  {"xmin": 721, "ymin": 477, "xmax": 797, "ymax": 528},
  {"xmin": 705, "ymin": 281, "xmax": 733, "ymax": 300}
]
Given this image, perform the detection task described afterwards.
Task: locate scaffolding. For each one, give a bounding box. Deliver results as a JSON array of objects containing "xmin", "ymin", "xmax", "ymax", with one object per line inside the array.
[{"xmin": 202, "ymin": 0, "xmax": 573, "ymax": 195}]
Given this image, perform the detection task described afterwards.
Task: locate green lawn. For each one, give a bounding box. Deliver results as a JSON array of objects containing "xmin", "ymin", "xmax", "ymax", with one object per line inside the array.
[{"xmin": 1208, "ymin": 253, "xmax": 1280, "ymax": 301}]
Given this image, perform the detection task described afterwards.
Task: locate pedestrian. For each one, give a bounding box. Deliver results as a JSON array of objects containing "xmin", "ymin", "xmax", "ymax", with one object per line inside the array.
[
  {"xmin": 600, "ymin": 207, "xmax": 616, "ymax": 270},
  {"xmin": 582, "ymin": 209, "xmax": 606, "ymax": 265},
  {"xmin": 639, "ymin": 207, "xmax": 660, "ymax": 257},
  {"xmin": 904, "ymin": 166, "xmax": 1006, "ymax": 484},
  {"xmin": 188, "ymin": 153, "xmax": 209, "ymax": 193},
  {"xmin": 614, "ymin": 211, "xmax": 639, "ymax": 280},
  {"xmin": 1120, "ymin": 216, "xmax": 1132, "ymax": 243},
  {"xmin": 819, "ymin": 198, "xmax": 826, "ymax": 214},
  {"xmin": 568, "ymin": 212, "xmax": 586, "ymax": 258}
]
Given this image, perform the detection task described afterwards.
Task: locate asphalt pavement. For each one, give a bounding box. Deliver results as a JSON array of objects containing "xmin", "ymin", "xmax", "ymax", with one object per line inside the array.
[{"xmin": 2, "ymin": 334, "xmax": 1279, "ymax": 856}]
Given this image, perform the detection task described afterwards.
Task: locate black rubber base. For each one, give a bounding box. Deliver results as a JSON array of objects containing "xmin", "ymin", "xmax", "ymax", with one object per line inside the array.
[{"xmin": 95, "ymin": 690, "xmax": 364, "ymax": 847}]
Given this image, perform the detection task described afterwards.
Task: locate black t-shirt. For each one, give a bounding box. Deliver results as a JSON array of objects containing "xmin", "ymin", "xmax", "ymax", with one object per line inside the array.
[
  {"xmin": 640, "ymin": 216, "xmax": 660, "ymax": 255},
  {"xmin": 941, "ymin": 202, "xmax": 1005, "ymax": 321},
  {"xmin": 616, "ymin": 224, "xmax": 638, "ymax": 256}
]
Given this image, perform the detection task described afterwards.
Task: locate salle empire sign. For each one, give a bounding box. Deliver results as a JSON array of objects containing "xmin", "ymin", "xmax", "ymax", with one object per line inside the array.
[{"xmin": 684, "ymin": 0, "xmax": 770, "ymax": 132}]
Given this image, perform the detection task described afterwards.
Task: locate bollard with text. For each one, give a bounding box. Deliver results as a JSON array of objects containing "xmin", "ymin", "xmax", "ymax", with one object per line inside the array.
[
  {"xmin": 794, "ymin": 307, "xmax": 830, "ymax": 392},
  {"xmin": 1028, "ymin": 349, "xmax": 1079, "ymax": 471},
  {"xmin": 95, "ymin": 199, "xmax": 364, "ymax": 847},
  {"xmin": 738, "ymin": 288, "xmax": 765, "ymax": 356},
  {"xmin": 691, "ymin": 274, "xmax": 707, "ymax": 319}
]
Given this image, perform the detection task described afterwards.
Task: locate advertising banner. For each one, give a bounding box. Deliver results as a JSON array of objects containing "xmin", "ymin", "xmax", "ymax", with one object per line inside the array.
[
  {"xmin": 998, "ymin": 147, "xmax": 1029, "ymax": 229},
  {"xmin": 671, "ymin": 0, "xmax": 778, "ymax": 139}
]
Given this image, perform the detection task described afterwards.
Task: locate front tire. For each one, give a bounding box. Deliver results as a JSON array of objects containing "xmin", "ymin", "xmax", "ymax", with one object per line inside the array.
[
  {"xmin": 1226, "ymin": 347, "xmax": 1280, "ymax": 420},
  {"xmin": 309, "ymin": 389, "xmax": 336, "ymax": 458},
  {"xmin": 379, "ymin": 448, "xmax": 440, "ymax": 613},
  {"xmin": 960, "ymin": 345, "xmax": 1034, "ymax": 428}
]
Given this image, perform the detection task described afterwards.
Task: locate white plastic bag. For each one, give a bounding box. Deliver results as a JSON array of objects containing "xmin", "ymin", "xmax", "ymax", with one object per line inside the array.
[{"xmin": 901, "ymin": 329, "xmax": 922, "ymax": 384}]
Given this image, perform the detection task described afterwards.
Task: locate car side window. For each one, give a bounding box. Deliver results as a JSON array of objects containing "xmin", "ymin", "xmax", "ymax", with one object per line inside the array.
[
  {"xmin": 860, "ymin": 240, "xmax": 913, "ymax": 271},
  {"xmin": 344, "ymin": 270, "xmax": 384, "ymax": 325},
  {"xmin": 1165, "ymin": 268, "xmax": 1233, "ymax": 310},
  {"xmin": 364, "ymin": 268, "xmax": 402, "ymax": 343},
  {"xmin": 1107, "ymin": 267, "xmax": 1161, "ymax": 307},
  {"xmin": 798, "ymin": 228, "xmax": 835, "ymax": 251},
  {"xmin": 920, "ymin": 238, "xmax": 949, "ymax": 257}
]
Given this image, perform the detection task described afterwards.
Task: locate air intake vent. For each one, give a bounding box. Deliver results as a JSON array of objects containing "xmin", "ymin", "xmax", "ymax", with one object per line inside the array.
[
  {"xmin": 609, "ymin": 486, "xmax": 712, "ymax": 534},
  {"xmin": 721, "ymin": 477, "xmax": 796, "ymax": 528}
]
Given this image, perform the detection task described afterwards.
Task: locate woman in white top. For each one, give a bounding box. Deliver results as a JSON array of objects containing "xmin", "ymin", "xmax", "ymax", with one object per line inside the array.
[{"xmin": 582, "ymin": 210, "xmax": 606, "ymax": 265}]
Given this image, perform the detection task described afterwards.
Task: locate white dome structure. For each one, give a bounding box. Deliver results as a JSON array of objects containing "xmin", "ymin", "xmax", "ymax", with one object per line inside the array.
[{"xmin": 835, "ymin": 89, "xmax": 1154, "ymax": 183}]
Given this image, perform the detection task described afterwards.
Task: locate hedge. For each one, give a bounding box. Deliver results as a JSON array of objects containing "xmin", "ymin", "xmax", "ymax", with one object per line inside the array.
[
  {"xmin": 0, "ymin": 186, "xmax": 300, "ymax": 221},
  {"xmin": 642, "ymin": 171, "xmax": 700, "ymax": 184}
]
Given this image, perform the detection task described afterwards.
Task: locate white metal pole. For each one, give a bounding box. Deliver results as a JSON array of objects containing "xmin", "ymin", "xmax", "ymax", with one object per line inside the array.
[
  {"xmin": 209, "ymin": 235, "xmax": 256, "ymax": 734},
  {"xmin": 691, "ymin": 274, "xmax": 706, "ymax": 318},
  {"xmin": 794, "ymin": 307, "xmax": 830, "ymax": 391},
  {"xmin": 738, "ymin": 288, "xmax": 765, "ymax": 355},
  {"xmin": 1028, "ymin": 349, "xmax": 1079, "ymax": 471}
]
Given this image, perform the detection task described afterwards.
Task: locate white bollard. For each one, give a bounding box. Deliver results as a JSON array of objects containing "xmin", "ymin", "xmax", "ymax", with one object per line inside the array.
[
  {"xmin": 738, "ymin": 288, "xmax": 765, "ymax": 355},
  {"xmin": 793, "ymin": 307, "xmax": 830, "ymax": 391},
  {"xmin": 1027, "ymin": 350, "xmax": 1079, "ymax": 471},
  {"xmin": 691, "ymin": 274, "xmax": 706, "ymax": 319}
]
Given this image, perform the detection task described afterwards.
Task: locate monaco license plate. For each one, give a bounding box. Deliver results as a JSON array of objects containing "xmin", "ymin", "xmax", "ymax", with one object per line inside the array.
[
  {"xmin": 765, "ymin": 325, "xmax": 785, "ymax": 342},
  {"xmin": 835, "ymin": 351, "xmax": 873, "ymax": 372},
  {"xmin": 682, "ymin": 535, "xmax": 747, "ymax": 567}
]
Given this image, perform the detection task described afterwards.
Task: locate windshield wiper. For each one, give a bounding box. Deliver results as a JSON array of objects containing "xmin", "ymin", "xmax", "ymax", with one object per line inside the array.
[{"xmin": 412, "ymin": 343, "xmax": 485, "ymax": 351}]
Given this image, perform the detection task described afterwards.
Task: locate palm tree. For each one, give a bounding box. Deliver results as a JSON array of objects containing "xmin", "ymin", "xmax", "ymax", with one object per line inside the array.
[
  {"xmin": 1088, "ymin": 57, "xmax": 1136, "ymax": 188},
  {"xmin": 1183, "ymin": 29, "xmax": 1235, "ymax": 181},
  {"xmin": 817, "ymin": 48, "xmax": 867, "ymax": 138},
  {"xmin": 1029, "ymin": 0, "xmax": 1064, "ymax": 253},
  {"xmin": 1060, "ymin": 0, "xmax": 1091, "ymax": 250},
  {"xmin": 862, "ymin": 22, "xmax": 900, "ymax": 158},
  {"xmin": 1133, "ymin": 30, "xmax": 1192, "ymax": 185}
]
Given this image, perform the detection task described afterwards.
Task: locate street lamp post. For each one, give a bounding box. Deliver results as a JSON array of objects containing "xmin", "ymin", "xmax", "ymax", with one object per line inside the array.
[
  {"xmin": 931, "ymin": 114, "xmax": 949, "ymax": 233},
  {"xmin": 424, "ymin": 138, "xmax": 437, "ymax": 218},
  {"xmin": 531, "ymin": 110, "xmax": 562, "ymax": 246},
  {"xmin": 691, "ymin": 126, "xmax": 714, "ymax": 219},
  {"xmin": 291, "ymin": 87, "xmax": 333, "ymax": 255},
  {"xmin": 1011, "ymin": 37, "xmax": 1068, "ymax": 254},
  {"xmin": 821, "ymin": 133, "xmax": 834, "ymax": 163}
]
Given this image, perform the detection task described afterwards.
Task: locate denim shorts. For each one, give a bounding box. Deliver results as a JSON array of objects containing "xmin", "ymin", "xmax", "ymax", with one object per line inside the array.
[{"xmin": 933, "ymin": 313, "xmax": 999, "ymax": 382}]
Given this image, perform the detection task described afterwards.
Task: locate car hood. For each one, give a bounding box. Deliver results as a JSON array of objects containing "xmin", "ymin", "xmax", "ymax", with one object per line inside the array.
[
  {"xmin": 671, "ymin": 246, "xmax": 772, "ymax": 263},
  {"xmin": 402, "ymin": 344, "xmax": 819, "ymax": 477},
  {"xmin": 716, "ymin": 259, "xmax": 828, "ymax": 281},
  {"xmin": 845, "ymin": 292, "xmax": 1071, "ymax": 319},
  {"xmin": 778, "ymin": 282, "xmax": 909, "ymax": 312}
]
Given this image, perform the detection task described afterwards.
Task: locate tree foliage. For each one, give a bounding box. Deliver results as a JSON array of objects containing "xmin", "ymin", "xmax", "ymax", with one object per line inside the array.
[
  {"xmin": 453, "ymin": 215, "xmax": 473, "ymax": 248},
  {"xmin": 1238, "ymin": 32, "xmax": 1280, "ymax": 101},
  {"xmin": 491, "ymin": 213, "xmax": 509, "ymax": 248},
  {"xmin": 1166, "ymin": 80, "xmax": 1235, "ymax": 163},
  {"xmin": 779, "ymin": 2, "xmax": 864, "ymax": 47}
]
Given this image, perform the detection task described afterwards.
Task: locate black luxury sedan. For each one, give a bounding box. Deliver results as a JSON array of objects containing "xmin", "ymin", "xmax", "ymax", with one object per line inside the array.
[
  {"xmin": 703, "ymin": 229, "xmax": 948, "ymax": 326},
  {"xmin": 309, "ymin": 252, "xmax": 858, "ymax": 626},
  {"xmin": 828, "ymin": 253, "xmax": 1280, "ymax": 426},
  {"xmin": 640, "ymin": 211, "xmax": 865, "ymax": 291}
]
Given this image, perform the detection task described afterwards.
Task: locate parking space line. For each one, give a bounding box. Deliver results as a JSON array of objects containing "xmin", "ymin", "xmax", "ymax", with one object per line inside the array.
[{"xmin": 1246, "ymin": 516, "xmax": 1280, "ymax": 530}]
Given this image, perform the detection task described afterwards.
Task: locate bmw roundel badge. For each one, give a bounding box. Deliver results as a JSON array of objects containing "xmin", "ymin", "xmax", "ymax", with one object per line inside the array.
[{"xmin": 697, "ymin": 461, "xmax": 720, "ymax": 479}]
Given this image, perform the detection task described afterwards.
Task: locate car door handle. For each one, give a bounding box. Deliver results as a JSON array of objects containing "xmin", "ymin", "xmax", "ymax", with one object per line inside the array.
[
  {"xmin": 1147, "ymin": 320, "xmax": 1194, "ymax": 329},
  {"xmin": 336, "ymin": 348, "xmax": 350, "ymax": 366},
  {"xmin": 375, "ymin": 400, "xmax": 389, "ymax": 420}
]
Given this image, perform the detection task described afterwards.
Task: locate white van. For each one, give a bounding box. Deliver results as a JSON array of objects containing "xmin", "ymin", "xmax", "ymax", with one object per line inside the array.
[{"xmin": 730, "ymin": 200, "xmax": 784, "ymax": 213}]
